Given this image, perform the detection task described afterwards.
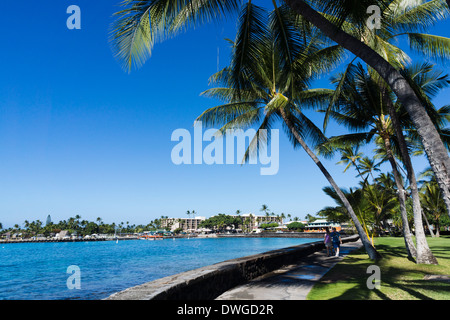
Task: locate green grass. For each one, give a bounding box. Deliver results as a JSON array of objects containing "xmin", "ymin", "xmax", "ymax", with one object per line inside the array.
[{"xmin": 307, "ymin": 236, "xmax": 450, "ymax": 300}]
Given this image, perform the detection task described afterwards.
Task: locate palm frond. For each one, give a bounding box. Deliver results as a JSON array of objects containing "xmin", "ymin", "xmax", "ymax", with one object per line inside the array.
[
  {"xmin": 229, "ymin": 2, "xmax": 270, "ymax": 93},
  {"xmin": 390, "ymin": 0, "xmax": 449, "ymax": 33},
  {"xmin": 195, "ymin": 101, "xmax": 261, "ymax": 129},
  {"xmin": 407, "ymin": 33, "xmax": 450, "ymax": 61},
  {"xmin": 109, "ymin": 0, "xmax": 242, "ymax": 71}
]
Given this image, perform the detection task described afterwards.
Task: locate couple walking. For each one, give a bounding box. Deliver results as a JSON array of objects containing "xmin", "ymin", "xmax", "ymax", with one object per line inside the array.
[{"xmin": 324, "ymin": 227, "xmax": 342, "ymax": 257}]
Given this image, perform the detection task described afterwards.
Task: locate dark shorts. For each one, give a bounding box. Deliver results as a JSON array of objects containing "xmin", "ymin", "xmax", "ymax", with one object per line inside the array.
[{"xmin": 333, "ymin": 242, "xmax": 340, "ymax": 248}]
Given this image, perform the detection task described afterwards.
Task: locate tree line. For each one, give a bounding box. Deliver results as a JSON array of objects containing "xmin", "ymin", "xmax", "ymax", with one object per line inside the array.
[{"xmin": 0, "ymin": 215, "xmax": 170, "ymax": 238}]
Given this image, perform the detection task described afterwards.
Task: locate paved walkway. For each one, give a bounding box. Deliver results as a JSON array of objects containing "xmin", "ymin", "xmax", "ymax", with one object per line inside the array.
[{"xmin": 216, "ymin": 240, "xmax": 363, "ymax": 300}]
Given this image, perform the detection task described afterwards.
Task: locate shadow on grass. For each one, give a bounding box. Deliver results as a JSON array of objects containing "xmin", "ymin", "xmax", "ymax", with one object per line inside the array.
[{"xmin": 312, "ymin": 241, "xmax": 450, "ymax": 300}]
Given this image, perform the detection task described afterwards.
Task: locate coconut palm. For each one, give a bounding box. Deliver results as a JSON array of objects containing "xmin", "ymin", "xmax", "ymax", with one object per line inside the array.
[
  {"xmin": 288, "ymin": 0, "xmax": 450, "ymax": 194},
  {"xmin": 321, "ymin": 62, "xmax": 449, "ymax": 263},
  {"xmin": 109, "ymin": 0, "xmax": 450, "ymax": 188},
  {"xmin": 394, "ymin": 63, "xmax": 450, "ymax": 218},
  {"xmin": 336, "ymin": 146, "xmax": 364, "ymax": 178},
  {"xmin": 420, "ymin": 181, "xmax": 446, "ymax": 237},
  {"xmin": 322, "ymin": 0, "xmax": 450, "ymax": 218},
  {"xmin": 319, "ymin": 63, "xmax": 418, "ymax": 258},
  {"xmin": 196, "ymin": 6, "xmax": 380, "ymax": 259}
]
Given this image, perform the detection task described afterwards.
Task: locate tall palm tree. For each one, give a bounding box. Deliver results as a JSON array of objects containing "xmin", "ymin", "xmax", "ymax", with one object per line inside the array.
[
  {"xmin": 321, "ymin": 62, "xmax": 448, "ymax": 263},
  {"xmin": 196, "ymin": 6, "xmax": 380, "ymax": 259},
  {"xmin": 420, "ymin": 181, "xmax": 446, "ymax": 237},
  {"xmin": 321, "ymin": 0, "xmax": 450, "ymax": 218},
  {"xmin": 282, "ymin": 0, "xmax": 450, "ymax": 192},
  {"xmin": 394, "ymin": 63, "xmax": 450, "ymax": 219},
  {"xmin": 260, "ymin": 204, "xmax": 269, "ymax": 216},
  {"xmin": 109, "ymin": 0, "xmax": 450, "ymax": 190}
]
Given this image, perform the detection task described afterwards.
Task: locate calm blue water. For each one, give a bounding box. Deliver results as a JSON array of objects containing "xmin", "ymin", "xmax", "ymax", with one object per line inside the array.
[{"xmin": 0, "ymin": 237, "xmax": 319, "ymax": 300}]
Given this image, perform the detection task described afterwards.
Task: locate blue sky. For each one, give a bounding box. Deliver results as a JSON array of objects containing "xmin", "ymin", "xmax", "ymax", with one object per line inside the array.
[{"xmin": 0, "ymin": 0, "xmax": 448, "ymax": 228}]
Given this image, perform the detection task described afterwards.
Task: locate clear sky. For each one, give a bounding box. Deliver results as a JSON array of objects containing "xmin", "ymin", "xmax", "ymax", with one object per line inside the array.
[{"xmin": 0, "ymin": 0, "xmax": 448, "ymax": 228}]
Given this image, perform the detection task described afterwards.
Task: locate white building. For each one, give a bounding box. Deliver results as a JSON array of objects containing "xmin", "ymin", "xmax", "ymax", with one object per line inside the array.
[{"xmin": 161, "ymin": 217, "xmax": 206, "ymax": 232}]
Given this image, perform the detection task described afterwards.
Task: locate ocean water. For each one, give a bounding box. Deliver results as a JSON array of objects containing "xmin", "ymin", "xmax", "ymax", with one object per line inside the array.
[{"xmin": 0, "ymin": 237, "xmax": 320, "ymax": 300}]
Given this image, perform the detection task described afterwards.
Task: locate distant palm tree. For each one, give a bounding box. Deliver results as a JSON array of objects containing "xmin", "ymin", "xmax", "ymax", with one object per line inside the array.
[
  {"xmin": 335, "ymin": 146, "xmax": 364, "ymax": 178},
  {"xmin": 358, "ymin": 157, "xmax": 381, "ymax": 184},
  {"xmin": 260, "ymin": 205, "xmax": 269, "ymax": 216}
]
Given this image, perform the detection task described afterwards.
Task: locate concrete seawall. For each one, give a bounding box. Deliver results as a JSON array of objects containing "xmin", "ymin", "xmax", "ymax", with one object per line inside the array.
[{"xmin": 106, "ymin": 234, "xmax": 360, "ymax": 300}]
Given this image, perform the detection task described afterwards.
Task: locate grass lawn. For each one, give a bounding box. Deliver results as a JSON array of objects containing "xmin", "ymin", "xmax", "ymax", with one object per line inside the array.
[{"xmin": 307, "ymin": 236, "xmax": 450, "ymax": 300}]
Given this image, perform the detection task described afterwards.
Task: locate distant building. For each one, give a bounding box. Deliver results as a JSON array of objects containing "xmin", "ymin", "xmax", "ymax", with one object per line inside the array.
[
  {"xmin": 46, "ymin": 215, "xmax": 52, "ymax": 226},
  {"xmin": 161, "ymin": 217, "xmax": 206, "ymax": 232},
  {"xmin": 233, "ymin": 213, "xmax": 282, "ymax": 232},
  {"xmin": 305, "ymin": 219, "xmax": 341, "ymax": 232},
  {"xmin": 161, "ymin": 213, "xmax": 283, "ymax": 233}
]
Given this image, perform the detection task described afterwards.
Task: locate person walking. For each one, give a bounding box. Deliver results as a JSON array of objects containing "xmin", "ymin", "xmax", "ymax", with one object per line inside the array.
[
  {"xmin": 331, "ymin": 228, "xmax": 342, "ymax": 257},
  {"xmin": 324, "ymin": 228, "xmax": 334, "ymax": 256}
]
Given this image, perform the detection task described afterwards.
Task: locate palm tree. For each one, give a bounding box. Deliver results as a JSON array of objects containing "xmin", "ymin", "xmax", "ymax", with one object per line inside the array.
[
  {"xmin": 282, "ymin": 0, "xmax": 450, "ymax": 191},
  {"xmin": 321, "ymin": 62, "xmax": 448, "ymax": 263},
  {"xmin": 109, "ymin": 0, "xmax": 450, "ymax": 190},
  {"xmin": 260, "ymin": 205, "xmax": 269, "ymax": 216},
  {"xmin": 420, "ymin": 181, "xmax": 446, "ymax": 237},
  {"xmin": 358, "ymin": 157, "xmax": 381, "ymax": 184},
  {"xmin": 319, "ymin": 63, "xmax": 418, "ymax": 258},
  {"xmin": 335, "ymin": 146, "xmax": 364, "ymax": 178},
  {"xmin": 195, "ymin": 6, "xmax": 380, "ymax": 259},
  {"xmin": 395, "ymin": 63, "xmax": 450, "ymax": 219},
  {"xmin": 320, "ymin": 0, "xmax": 450, "ymax": 219}
]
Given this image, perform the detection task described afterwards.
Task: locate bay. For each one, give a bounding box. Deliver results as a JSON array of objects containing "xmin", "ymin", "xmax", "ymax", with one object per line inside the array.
[{"xmin": 0, "ymin": 237, "xmax": 320, "ymax": 300}]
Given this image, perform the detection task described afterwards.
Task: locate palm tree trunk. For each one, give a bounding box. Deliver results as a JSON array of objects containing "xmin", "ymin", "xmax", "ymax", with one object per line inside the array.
[
  {"xmin": 283, "ymin": 0, "xmax": 450, "ymax": 211},
  {"xmin": 422, "ymin": 211, "xmax": 435, "ymax": 237},
  {"xmin": 280, "ymin": 108, "xmax": 381, "ymax": 260},
  {"xmin": 435, "ymin": 221, "xmax": 440, "ymax": 237},
  {"xmin": 380, "ymin": 130, "xmax": 417, "ymax": 259},
  {"xmin": 387, "ymin": 97, "xmax": 438, "ymax": 265}
]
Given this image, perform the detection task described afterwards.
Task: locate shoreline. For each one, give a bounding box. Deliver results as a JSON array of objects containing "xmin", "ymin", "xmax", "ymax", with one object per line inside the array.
[{"xmin": 0, "ymin": 232, "xmax": 342, "ymax": 244}]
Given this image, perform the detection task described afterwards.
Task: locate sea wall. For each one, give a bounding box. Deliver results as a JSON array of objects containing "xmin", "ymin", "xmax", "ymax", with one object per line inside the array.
[{"xmin": 106, "ymin": 234, "xmax": 360, "ymax": 300}]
